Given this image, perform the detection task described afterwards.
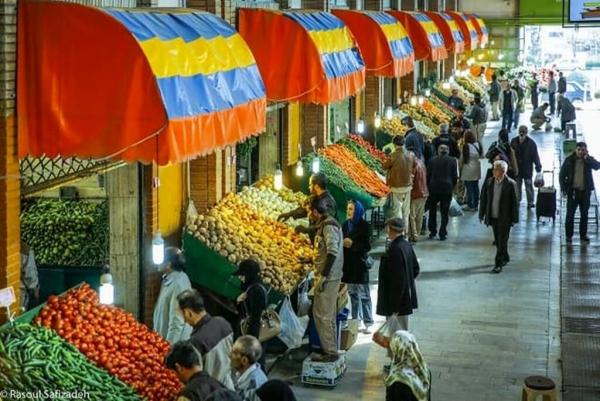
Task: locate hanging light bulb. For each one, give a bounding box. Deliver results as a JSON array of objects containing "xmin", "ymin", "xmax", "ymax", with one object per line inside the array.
[
  {"xmin": 424, "ymin": 88, "xmax": 431, "ymax": 97},
  {"xmin": 273, "ymin": 165, "xmax": 283, "ymax": 190},
  {"xmin": 467, "ymin": 57, "xmax": 475, "ymax": 66},
  {"xmin": 449, "ymin": 76, "xmax": 455, "ymax": 84},
  {"xmin": 152, "ymin": 232, "xmax": 165, "ymax": 265},
  {"xmin": 498, "ymin": 53, "xmax": 505, "ymax": 60},
  {"xmin": 384, "ymin": 106, "xmax": 393, "ymax": 120},
  {"xmin": 374, "ymin": 113, "xmax": 382, "ymax": 129},
  {"xmin": 99, "ymin": 272, "xmax": 114, "ymax": 305},
  {"xmin": 356, "ymin": 118, "xmax": 366, "ymax": 134},
  {"xmin": 477, "ymin": 53, "xmax": 484, "ymax": 60},
  {"xmin": 295, "ymin": 161, "xmax": 304, "ymax": 177},
  {"xmin": 491, "ymin": 40, "xmax": 495, "ymax": 46},
  {"xmin": 410, "ymin": 96, "xmax": 418, "ymax": 106},
  {"xmin": 442, "ymin": 82, "xmax": 451, "ymax": 90},
  {"xmin": 312, "ymin": 157, "xmax": 320, "ymax": 173},
  {"xmin": 417, "ymin": 95, "xmax": 425, "ymax": 105}
]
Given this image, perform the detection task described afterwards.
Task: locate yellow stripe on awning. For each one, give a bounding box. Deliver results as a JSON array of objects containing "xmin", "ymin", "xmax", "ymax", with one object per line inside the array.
[
  {"xmin": 447, "ymin": 19, "xmax": 460, "ymax": 33},
  {"xmin": 381, "ymin": 23, "xmax": 409, "ymax": 43},
  {"xmin": 420, "ymin": 20, "xmax": 439, "ymax": 36},
  {"xmin": 139, "ymin": 34, "xmax": 256, "ymax": 78},
  {"xmin": 308, "ymin": 27, "xmax": 354, "ymax": 54}
]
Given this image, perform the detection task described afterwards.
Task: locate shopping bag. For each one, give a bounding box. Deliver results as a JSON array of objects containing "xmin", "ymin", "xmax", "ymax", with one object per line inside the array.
[
  {"xmin": 296, "ymin": 279, "xmax": 312, "ymax": 317},
  {"xmin": 372, "ymin": 314, "xmax": 403, "ymax": 349},
  {"xmin": 449, "ymin": 197, "xmax": 464, "ymax": 217},
  {"xmin": 534, "ymin": 172, "xmax": 545, "ymax": 188},
  {"xmin": 383, "ymin": 193, "xmax": 400, "ymax": 219},
  {"xmin": 278, "ymin": 296, "xmax": 309, "ymax": 350}
]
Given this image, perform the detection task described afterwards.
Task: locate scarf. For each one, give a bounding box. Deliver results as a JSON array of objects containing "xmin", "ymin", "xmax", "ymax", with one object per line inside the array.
[
  {"xmin": 385, "ymin": 331, "xmax": 430, "ymax": 401},
  {"xmin": 346, "ymin": 200, "xmax": 365, "ymax": 233}
]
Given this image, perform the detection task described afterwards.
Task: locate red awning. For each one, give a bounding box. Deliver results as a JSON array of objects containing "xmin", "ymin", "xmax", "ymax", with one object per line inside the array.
[
  {"xmin": 332, "ymin": 10, "xmax": 414, "ymax": 78},
  {"xmin": 18, "ymin": 2, "xmax": 266, "ymax": 165},
  {"xmin": 446, "ymin": 11, "xmax": 479, "ymax": 51},
  {"xmin": 238, "ymin": 9, "xmax": 366, "ymax": 104},
  {"xmin": 467, "ymin": 13, "xmax": 489, "ymax": 47},
  {"xmin": 386, "ymin": 11, "xmax": 447, "ymax": 62},
  {"xmin": 424, "ymin": 11, "xmax": 465, "ymax": 54}
]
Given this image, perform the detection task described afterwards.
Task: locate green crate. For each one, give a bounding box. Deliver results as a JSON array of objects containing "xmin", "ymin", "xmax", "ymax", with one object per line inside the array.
[
  {"xmin": 37, "ymin": 265, "xmax": 102, "ymax": 302},
  {"xmin": 563, "ymin": 139, "xmax": 577, "ymax": 155}
]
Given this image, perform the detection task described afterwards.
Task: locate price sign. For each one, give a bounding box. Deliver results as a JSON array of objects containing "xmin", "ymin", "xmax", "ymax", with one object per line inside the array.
[{"xmin": 0, "ymin": 287, "xmax": 15, "ymax": 308}]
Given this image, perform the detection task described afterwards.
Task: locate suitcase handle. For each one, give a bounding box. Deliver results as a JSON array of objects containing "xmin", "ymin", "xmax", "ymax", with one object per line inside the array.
[{"xmin": 541, "ymin": 170, "xmax": 555, "ymax": 188}]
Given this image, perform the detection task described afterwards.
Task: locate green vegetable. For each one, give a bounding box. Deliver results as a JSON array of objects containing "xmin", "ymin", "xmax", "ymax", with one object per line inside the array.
[{"xmin": 337, "ymin": 137, "xmax": 386, "ymax": 175}]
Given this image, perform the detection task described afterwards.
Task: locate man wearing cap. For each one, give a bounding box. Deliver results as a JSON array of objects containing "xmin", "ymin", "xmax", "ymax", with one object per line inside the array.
[
  {"xmin": 383, "ymin": 135, "xmax": 416, "ymax": 222},
  {"xmin": 432, "ymin": 123, "xmax": 460, "ymax": 159},
  {"xmin": 402, "ymin": 116, "xmax": 426, "ymax": 161},
  {"xmin": 309, "ymin": 196, "xmax": 344, "ymax": 362},
  {"xmin": 376, "ymin": 217, "xmax": 419, "ymax": 331},
  {"xmin": 427, "ymin": 145, "xmax": 458, "ymax": 241},
  {"xmin": 448, "ymin": 89, "xmax": 464, "ymax": 110}
]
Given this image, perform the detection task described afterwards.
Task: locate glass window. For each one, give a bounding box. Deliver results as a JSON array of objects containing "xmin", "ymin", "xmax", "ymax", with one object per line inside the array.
[{"xmin": 329, "ymin": 99, "xmax": 351, "ymax": 144}]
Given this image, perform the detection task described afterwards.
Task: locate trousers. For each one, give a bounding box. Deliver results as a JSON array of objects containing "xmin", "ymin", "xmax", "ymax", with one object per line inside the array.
[
  {"xmin": 464, "ymin": 181, "xmax": 480, "ymax": 209},
  {"xmin": 409, "ymin": 197, "xmax": 427, "ymax": 241},
  {"xmin": 516, "ymin": 177, "xmax": 534, "ymax": 205},
  {"xmin": 502, "ymin": 108, "xmax": 514, "ymax": 131},
  {"xmin": 390, "ymin": 186, "xmax": 412, "ymax": 222},
  {"xmin": 473, "ymin": 123, "xmax": 487, "ymax": 141},
  {"xmin": 428, "ymin": 193, "xmax": 452, "ymax": 237},
  {"xmin": 348, "ymin": 284, "xmax": 374, "ymax": 326},
  {"xmin": 313, "ymin": 279, "xmax": 342, "ymax": 355},
  {"xmin": 491, "ymin": 218, "xmax": 511, "ymax": 267},
  {"xmin": 565, "ymin": 190, "xmax": 591, "ymax": 239},
  {"xmin": 491, "ymin": 101, "xmax": 499, "ymax": 120}
]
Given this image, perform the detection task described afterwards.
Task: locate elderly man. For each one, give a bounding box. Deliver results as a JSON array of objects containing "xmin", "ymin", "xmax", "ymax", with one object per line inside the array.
[
  {"xmin": 479, "ymin": 160, "xmax": 519, "ymax": 273},
  {"xmin": 230, "ymin": 336, "xmax": 268, "ymax": 401}
]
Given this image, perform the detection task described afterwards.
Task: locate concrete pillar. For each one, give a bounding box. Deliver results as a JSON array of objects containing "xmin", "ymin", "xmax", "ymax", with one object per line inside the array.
[
  {"xmin": 302, "ymin": 0, "xmax": 327, "ymax": 10},
  {"xmin": 401, "ymin": 0, "xmax": 416, "ymax": 10},
  {"xmin": 364, "ymin": 0, "xmax": 383, "ymax": 9}
]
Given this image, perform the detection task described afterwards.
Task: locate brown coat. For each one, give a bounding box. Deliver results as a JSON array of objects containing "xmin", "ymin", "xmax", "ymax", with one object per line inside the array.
[{"xmin": 384, "ymin": 147, "xmax": 415, "ymax": 188}]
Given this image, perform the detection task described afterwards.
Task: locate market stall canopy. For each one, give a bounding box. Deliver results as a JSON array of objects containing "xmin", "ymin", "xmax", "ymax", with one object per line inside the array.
[
  {"xmin": 446, "ymin": 11, "xmax": 479, "ymax": 51},
  {"xmin": 18, "ymin": 2, "xmax": 266, "ymax": 165},
  {"xmin": 386, "ymin": 11, "xmax": 447, "ymax": 62},
  {"xmin": 424, "ymin": 11, "xmax": 465, "ymax": 54},
  {"xmin": 468, "ymin": 13, "xmax": 489, "ymax": 47},
  {"xmin": 238, "ymin": 9, "xmax": 365, "ymax": 104},
  {"xmin": 331, "ymin": 10, "xmax": 414, "ymax": 78}
]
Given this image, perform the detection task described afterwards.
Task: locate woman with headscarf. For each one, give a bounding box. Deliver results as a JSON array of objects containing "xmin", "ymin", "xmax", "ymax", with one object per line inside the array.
[
  {"xmin": 386, "ymin": 331, "xmax": 431, "ymax": 401},
  {"xmin": 341, "ymin": 200, "xmax": 373, "ymax": 333},
  {"xmin": 256, "ymin": 380, "xmax": 297, "ymax": 401}
]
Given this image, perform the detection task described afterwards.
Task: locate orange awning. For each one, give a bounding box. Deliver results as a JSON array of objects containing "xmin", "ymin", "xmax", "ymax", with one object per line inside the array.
[
  {"xmin": 332, "ymin": 10, "xmax": 414, "ymax": 78},
  {"xmin": 468, "ymin": 13, "xmax": 489, "ymax": 47},
  {"xmin": 387, "ymin": 11, "xmax": 447, "ymax": 62},
  {"xmin": 446, "ymin": 11, "xmax": 479, "ymax": 51},
  {"xmin": 18, "ymin": 2, "xmax": 266, "ymax": 165},
  {"xmin": 424, "ymin": 11, "xmax": 465, "ymax": 54},
  {"xmin": 238, "ymin": 9, "xmax": 365, "ymax": 105}
]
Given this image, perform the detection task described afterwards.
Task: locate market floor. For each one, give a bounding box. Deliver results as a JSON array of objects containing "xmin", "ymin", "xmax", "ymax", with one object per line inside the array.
[{"xmin": 270, "ymin": 116, "xmax": 563, "ymax": 401}]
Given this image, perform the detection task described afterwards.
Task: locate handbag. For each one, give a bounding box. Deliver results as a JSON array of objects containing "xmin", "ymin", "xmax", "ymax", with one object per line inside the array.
[{"xmin": 240, "ymin": 285, "xmax": 282, "ymax": 342}]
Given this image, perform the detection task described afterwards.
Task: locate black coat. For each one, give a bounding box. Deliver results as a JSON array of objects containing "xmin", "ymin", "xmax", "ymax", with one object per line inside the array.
[
  {"xmin": 427, "ymin": 154, "xmax": 458, "ymax": 195},
  {"xmin": 180, "ymin": 372, "xmax": 225, "ymax": 401},
  {"xmin": 510, "ymin": 136, "xmax": 542, "ymax": 179},
  {"xmin": 241, "ymin": 283, "xmax": 267, "ymax": 339},
  {"xmin": 341, "ymin": 219, "xmax": 371, "ymax": 284},
  {"xmin": 559, "ymin": 154, "xmax": 600, "ymax": 194},
  {"xmin": 376, "ymin": 236, "xmax": 419, "ymax": 317},
  {"xmin": 479, "ymin": 177, "xmax": 519, "ymax": 226}
]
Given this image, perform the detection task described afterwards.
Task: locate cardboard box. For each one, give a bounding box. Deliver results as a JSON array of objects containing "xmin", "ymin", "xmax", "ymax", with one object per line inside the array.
[
  {"xmin": 301, "ymin": 354, "xmax": 347, "ymax": 387},
  {"xmin": 340, "ymin": 319, "xmax": 359, "ymax": 351}
]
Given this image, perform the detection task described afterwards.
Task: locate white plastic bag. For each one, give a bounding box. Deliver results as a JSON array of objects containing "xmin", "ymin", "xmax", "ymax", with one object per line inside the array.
[
  {"xmin": 372, "ymin": 314, "xmax": 403, "ymax": 348},
  {"xmin": 296, "ymin": 279, "xmax": 312, "ymax": 317},
  {"xmin": 278, "ymin": 296, "xmax": 309, "ymax": 349},
  {"xmin": 534, "ymin": 172, "xmax": 545, "ymax": 188},
  {"xmin": 449, "ymin": 197, "xmax": 464, "ymax": 217}
]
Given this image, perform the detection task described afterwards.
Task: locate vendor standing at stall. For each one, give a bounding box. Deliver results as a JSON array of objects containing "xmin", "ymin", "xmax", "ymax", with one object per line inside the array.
[
  {"xmin": 20, "ymin": 241, "xmax": 39, "ymax": 311},
  {"xmin": 310, "ymin": 196, "xmax": 344, "ymax": 362},
  {"xmin": 154, "ymin": 247, "xmax": 193, "ymax": 344}
]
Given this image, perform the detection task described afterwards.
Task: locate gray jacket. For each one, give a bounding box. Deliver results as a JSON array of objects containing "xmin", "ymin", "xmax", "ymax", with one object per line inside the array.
[
  {"xmin": 314, "ymin": 217, "xmax": 344, "ymax": 282},
  {"xmin": 153, "ymin": 270, "xmax": 193, "ymax": 344},
  {"xmin": 234, "ymin": 363, "xmax": 267, "ymax": 401}
]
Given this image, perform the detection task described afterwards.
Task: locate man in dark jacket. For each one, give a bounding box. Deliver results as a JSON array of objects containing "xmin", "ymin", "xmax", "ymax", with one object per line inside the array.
[
  {"xmin": 427, "ymin": 145, "xmax": 458, "ymax": 241},
  {"xmin": 479, "ymin": 160, "xmax": 519, "ymax": 273},
  {"xmin": 468, "ymin": 94, "xmax": 487, "ymax": 141},
  {"xmin": 402, "ymin": 116, "xmax": 426, "ymax": 161},
  {"xmin": 558, "ymin": 71, "xmax": 567, "ymax": 94},
  {"xmin": 489, "ymin": 74, "xmax": 501, "ymax": 121},
  {"xmin": 376, "ymin": 217, "xmax": 419, "ymax": 331},
  {"xmin": 431, "ymin": 123, "xmax": 459, "ymax": 159},
  {"xmin": 166, "ymin": 341, "xmax": 226, "ymax": 401},
  {"xmin": 559, "ymin": 142, "xmax": 600, "ymax": 243},
  {"xmin": 178, "ymin": 289, "xmax": 235, "ymax": 390},
  {"xmin": 510, "ymin": 126, "xmax": 542, "ymax": 208},
  {"xmin": 449, "ymin": 106, "xmax": 471, "ymax": 139},
  {"xmin": 448, "ymin": 89, "xmax": 464, "ymax": 110},
  {"xmin": 557, "ymin": 94, "xmax": 576, "ymax": 134}
]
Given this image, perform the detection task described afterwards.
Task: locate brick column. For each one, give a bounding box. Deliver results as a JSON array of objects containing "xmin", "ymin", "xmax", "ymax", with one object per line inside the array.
[
  {"xmin": 302, "ymin": 0, "xmax": 327, "ymax": 10},
  {"xmin": 364, "ymin": 0, "xmax": 382, "ymax": 9},
  {"xmin": 400, "ymin": 0, "xmax": 415, "ymax": 10},
  {"xmin": 0, "ymin": 0, "xmax": 19, "ymax": 322},
  {"xmin": 190, "ymin": 153, "xmax": 223, "ymax": 212},
  {"xmin": 301, "ymin": 104, "xmax": 328, "ymax": 155},
  {"xmin": 364, "ymin": 76, "xmax": 382, "ymax": 143},
  {"xmin": 142, "ymin": 164, "xmax": 159, "ymax": 325}
]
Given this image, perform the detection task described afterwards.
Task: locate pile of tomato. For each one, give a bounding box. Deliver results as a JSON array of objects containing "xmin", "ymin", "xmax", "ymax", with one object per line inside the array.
[{"xmin": 35, "ymin": 284, "xmax": 181, "ymax": 401}]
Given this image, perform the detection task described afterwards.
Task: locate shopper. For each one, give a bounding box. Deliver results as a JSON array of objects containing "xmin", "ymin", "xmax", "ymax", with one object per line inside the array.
[
  {"xmin": 230, "ymin": 336, "xmax": 268, "ymax": 401},
  {"xmin": 467, "ymin": 94, "xmax": 487, "ymax": 142},
  {"xmin": 510, "ymin": 126, "xmax": 542, "ymax": 208},
  {"xmin": 512, "ymin": 79, "xmax": 525, "ymax": 130},
  {"xmin": 557, "ymin": 94, "xmax": 576, "ymax": 134},
  {"xmin": 530, "ymin": 103, "xmax": 550, "ymax": 131},
  {"xmin": 479, "ymin": 160, "xmax": 519, "ymax": 274},
  {"xmin": 460, "ymin": 130, "xmax": 483, "ymax": 211},
  {"xmin": 548, "ymin": 71, "xmax": 557, "ymax": 115},
  {"xmin": 154, "ymin": 247, "xmax": 192, "ymax": 344},
  {"xmin": 376, "ymin": 218, "xmax": 419, "ymax": 331},
  {"xmin": 427, "ymin": 145, "xmax": 458, "ymax": 241},
  {"xmin": 407, "ymin": 149, "xmax": 429, "ymax": 243},
  {"xmin": 309, "ymin": 196, "xmax": 344, "ymax": 362},
  {"xmin": 450, "ymin": 105, "xmax": 472, "ymax": 133},
  {"xmin": 530, "ymin": 73, "xmax": 540, "ymax": 110},
  {"xmin": 20, "ymin": 241, "xmax": 39, "ymax": 311},
  {"xmin": 498, "ymin": 81, "xmax": 518, "ymax": 131},
  {"xmin": 448, "ymin": 88, "xmax": 464, "ymax": 110},
  {"xmin": 559, "ymin": 142, "xmax": 600, "ymax": 243},
  {"xmin": 341, "ymin": 200, "xmax": 374, "ymax": 333},
  {"xmin": 385, "ymin": 331, "xmax": 431, "ymax": 401},
  {"xmin": 402, "ymin": 116, "xmax": 426, "ymax": 161},
  {"xmin": 256, "ymin": 380, "xmax": 297, "ymax": 401},
  {"xmin": 383, "ymin": 135, "xmax": 416, "ymax": 222},
  {"xmin": 489, "ymin": 74, "xmax": 501, "ymax": 121},
  {"xmin": 485, "ymin": 129, "xmax": 519, "ymax": 180},
  {"xmin": 558, "ymin": 71, "xmax": 567, "ymax": 94},
  {"xmin": 432, "ymin": 123, "xmax": 460, "ymax": 158},
  {"xmin": 178, "ymin": 289, "xmax": 235, "ymax": 390},
  {"xmin": 278, "ymin": 172, "xmax": 336, "ymax": 228},
  {"xmin": 166, "ymin": 341, "xmax": 225, "ymax": 401}
]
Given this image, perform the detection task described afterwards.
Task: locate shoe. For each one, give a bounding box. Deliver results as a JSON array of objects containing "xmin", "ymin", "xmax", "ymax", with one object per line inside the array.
[
  {"xmin": 362, "ymin": 324, "xmax": 373, "ymax": 334},
  {"xmin": 409, "ymin": 238, "xmax": 418, "ymax": 244},
  {"xmin": 581, "ymin": 236, "xmax": 591, "ymax": 243},
  {"xmin": 429, "ymin": 233, "xmax": 436, "ymax": 240},
  {"xmin": 566, "ymin": 237, "xmax": 573, "ymax": 244},
  {"xmin": 439, "ymin": 235, "xmax": 447, "ymax": 241},
  {"xmin": 311, "ymin": 353, "xmax": 338, "ymax": 362},
  {"xmin": 492, "ymin": 265, "xmax": 503, "ymax": 274}
]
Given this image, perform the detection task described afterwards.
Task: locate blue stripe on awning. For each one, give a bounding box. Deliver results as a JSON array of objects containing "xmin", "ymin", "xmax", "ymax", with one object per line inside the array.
[
  {"xmin": 389, "ymin": 37, "xmax": 414, "ymax": 60},
  {"xmin": 105, "ymin": 9, "xmax": 236, "ymax": 42},
  {"xmin": 321, "ymin": 48, "xmax": 364, "ymax": 79},
  {"xmin": 452, "ymin": 30, "xmax": 464, "ymax": 43},
  {"xmin": 156, "ymin": 64, "xmax": 265, "ymax": 118},
  {"xmin": 283, "ymin": 11, "xmax": 345, "ymax": 31},
  {"xmin": 430, "ymin": 33, "xmax": 445, "ymax": 49},
  {"xmin": 365, "ymin": 11, "xmax": 398, "ymax": 26},
  {"xmin": 412, "ymin": 13, "xmax": 430, "ymax": 22}
]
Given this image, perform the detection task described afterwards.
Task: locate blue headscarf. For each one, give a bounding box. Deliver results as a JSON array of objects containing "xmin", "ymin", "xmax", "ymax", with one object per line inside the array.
[{"xmin": 346, "ymin": 200, "xmax": 365, "ymax": 233}]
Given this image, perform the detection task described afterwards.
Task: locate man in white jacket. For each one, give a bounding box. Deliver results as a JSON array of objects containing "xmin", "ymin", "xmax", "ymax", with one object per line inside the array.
[
  {"xmin": 498, "ymin": 82, "xmax": 518, "ymax": 132},
  {"xmin": 230, "ymin": 336, "xmax": 267, "ymax": 401}
]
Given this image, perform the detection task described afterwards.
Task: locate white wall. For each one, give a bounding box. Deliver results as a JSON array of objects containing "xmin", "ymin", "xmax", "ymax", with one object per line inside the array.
[{"xmin": 459, "ymin": 0, "xmax": 517, "ymax": 18}]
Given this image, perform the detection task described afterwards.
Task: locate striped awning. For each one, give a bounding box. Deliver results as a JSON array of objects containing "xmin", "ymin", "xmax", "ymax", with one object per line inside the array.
[
  {"xmin": 332, "ymin": 10, "xmax": 414, "ymax": 78},
  {"xmin": 239, "ymin": 9, "xmax": 365, "ymax": 104},
  {"xmin": 387, "ymin": 11, "xmax": 447, "ymax": 62},
  {"xmin": 446, "ymin": 11, "xmax": 479, "ymax": 51},
  {"xmin": 425, "ymin": 11, "xmax": 465, "ymax": 54},
  {"xmin": 468, "ymin": 13, "xmax": 489, "ymax": 47},
  {"xmin": 18, "ymin": 3, "xmax": 266, "ymax": 165}
]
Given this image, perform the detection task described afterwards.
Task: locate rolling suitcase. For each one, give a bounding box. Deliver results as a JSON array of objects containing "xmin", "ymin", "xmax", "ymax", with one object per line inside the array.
[{"xmin": 536, "ymin": 170, "xmax": 556, "ymax": 223}]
